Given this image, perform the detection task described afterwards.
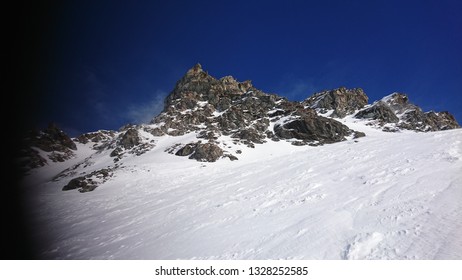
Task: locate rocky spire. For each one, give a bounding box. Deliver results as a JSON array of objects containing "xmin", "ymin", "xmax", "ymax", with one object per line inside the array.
[{"xmin": 187, "ymin": 63, "xmax": 203, "ymax": 74}]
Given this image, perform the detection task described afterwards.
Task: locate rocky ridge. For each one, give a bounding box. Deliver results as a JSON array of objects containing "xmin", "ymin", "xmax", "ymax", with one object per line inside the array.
[
  {"xmin": 149, "ymin": 64, "xmax": 360, "ymax": 151},
  {"xmin": 20, "ymin": 64, "xmax": 460, "ymax": 192},
  {"xmin": 304, "ymin": 87, "xmax": 459, "ymax": 132},
  {"xmin": 353, "ymin": 93, "xmax": 460, "ymax": 132},
  {"xmin": 18, "ymin": 123, "xmax": 77, "ymax": 171}
]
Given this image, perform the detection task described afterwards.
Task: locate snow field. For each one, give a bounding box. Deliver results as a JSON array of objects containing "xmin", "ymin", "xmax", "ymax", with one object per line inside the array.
[{"xmin": 24, "ymin": 120, "xmax": 462, "ymax": 259}]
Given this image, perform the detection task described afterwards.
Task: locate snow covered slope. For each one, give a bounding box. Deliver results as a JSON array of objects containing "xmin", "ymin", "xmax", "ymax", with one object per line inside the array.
[{"xmin": 23, "ymin": 118, "xmax": 462, "ymax": 259}]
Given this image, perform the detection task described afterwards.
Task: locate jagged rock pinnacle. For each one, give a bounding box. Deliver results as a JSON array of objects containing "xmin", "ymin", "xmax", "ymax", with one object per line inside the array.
[{"xmin": 187, "ymin": 63, "xmax": 203, "ymax": 75}]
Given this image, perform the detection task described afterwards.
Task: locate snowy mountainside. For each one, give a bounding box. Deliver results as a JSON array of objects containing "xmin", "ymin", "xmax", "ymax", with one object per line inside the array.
[
  {"xmin": 20, "ymin": 64, "xmax": 462, "ymax": 259},
  {"xmin": 21, "ymin": 64, "xmax": 459, "ymax": 193},
  {"xmin": 23, "ymin": 118, "xmax": 462, "ymax": 259}
]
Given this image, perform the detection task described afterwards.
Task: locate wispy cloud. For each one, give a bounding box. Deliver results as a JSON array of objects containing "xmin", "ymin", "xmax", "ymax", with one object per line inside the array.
[
  {"xmin": 278, "ymin": 78, "xmax": 318, "ymax": 101},
  {"xmin": 126, "ymin": 90, "xmax": 167, "ymax": 124},
  {"xmin": 79, "ymin": 68, "xmax": 169, "ymax": 128}
]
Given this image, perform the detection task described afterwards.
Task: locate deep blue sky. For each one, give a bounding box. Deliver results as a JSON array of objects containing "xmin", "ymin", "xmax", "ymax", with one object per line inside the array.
[{"xmin": 20, "ymin": 0, "xmax": 462, "ymax": 136}]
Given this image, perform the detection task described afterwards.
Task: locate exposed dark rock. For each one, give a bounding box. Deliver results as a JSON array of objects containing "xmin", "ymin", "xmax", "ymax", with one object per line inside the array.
[
  {"xmin": 303, "ymin": 87, "xmax": 368, "ymax": 118},
  {"xmin": 231, "ymin": 128, "xmax": 266, "ymax": 145},
  {"xmin": 107, "ymin": 127, "xmax": 155, "ymax": 160},
  {"xmin": 224, "ymin": 154, "xmax": 239, "ymax": 161},
  {"xmin": 174, "ymin": 142, "xmax": 224, "ymax": 162},
  {"xmin": 354, "ymin": 101, "xmax": 399, "ymax": 124},
  {"xmin": 274, "ymin": 115, "xmax": 353, "ymax": 144},
  {"xmin": 19, "ymin": 123, "xmax": 77, "ymax": 170},
  {"xmin": 62, "ymin": 168, "xmax": 114, "ymax": 192},
  {"xmin": 165, "ymin": 143, "xmax": 182, "ymax": 154},
  {"xmin": 16, "ymin": 147, "xmax": 48, "ymax": 171},
  {"xmin": 350, "ymin": 93, "xmax": 460, "ymax": 132},
  {"xmin": 190, "ymin": 143, "xmax": 224, "ymax": 162},
  {"xmin": 382, "ymin": 93, "xmax": 460, "ymax": 131},
  {"xmin": 120, "ymin": 128, "xmax": 141, "ymax": 149},
  {"xmin": 150, "ymin": 65, "xmax": 364, "ymax": 154},
  {"xmin": 175, "ymin": 143, "xmax": 196, "ymax": 156},
  {"xmin": 76, "ymin": 130, "xmax": 116, "ymax": 147},
  {"xmin": 353, "ymin": 131, "xmax": 366, "ymax": 138},
  {"xmin": 144, "ymin": 127, "xmax": 164, "ymax": 136},
  {"xmin": 62, "ymin": 177, "xmax": 97, "ymax": 192},
  {"xmin": 382, "ymin": 93, "xmax": 412, "ymax": 113},
  {"xmin": 424, "ymin": 111, "xmax": 460, "ymax": 131},
  {"xmin": 42, "ymin": 123, "xmax": 77, "ymax": 151},
  {"xmin": 110, "ymin": 147, "xmax": 123, "ymax": 158},
  {"xmin": 48, "ymin": 150, "xmax": 75, "ymax": 162},
  {"xmin": 27, "ymin": 123, "xmax": 76, "ymax": 152}
]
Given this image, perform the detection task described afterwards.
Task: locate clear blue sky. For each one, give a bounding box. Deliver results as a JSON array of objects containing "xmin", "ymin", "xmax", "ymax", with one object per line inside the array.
[{"xmin": 20, "ymin": 0, "xmax": 462, "ymax": 135}]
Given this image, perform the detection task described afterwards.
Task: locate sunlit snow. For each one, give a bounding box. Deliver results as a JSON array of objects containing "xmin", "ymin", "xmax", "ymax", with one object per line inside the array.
[{"xmin": 23, "ymin": 118, "xmax": 462, "ymax": 259}]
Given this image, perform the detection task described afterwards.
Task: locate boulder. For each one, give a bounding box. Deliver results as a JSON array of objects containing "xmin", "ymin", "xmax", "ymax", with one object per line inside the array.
[
  {"xmin": 175, "ymin": 143, "xmax": 196, "ymax": 156},
  {"xmin": 62, "ymin": 177, "xmax": 97, "ymax": 192},
  {"xmin": 62, "ymin": 168, "xmax": 113, "ymax": 192},
  {"xmin": 274, "ymin": 116, "xmax": 352, "ymax": 144},
  {"xmin": 189, "ymin": 143, "xmax": 224, "ymax": 162},
  {"xmin": 174, "ymin": 142, "xmax": 224, "ymax": 162}
]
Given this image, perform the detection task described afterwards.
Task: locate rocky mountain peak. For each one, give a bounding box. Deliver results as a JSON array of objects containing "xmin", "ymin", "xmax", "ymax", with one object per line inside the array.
[
  {"xmin": 20, "ymin": 65, "xmax": 460, "ymax": 192},
  {"xmin": 150, "ymin": 65, "xmax": 360, "ymax": 149}
]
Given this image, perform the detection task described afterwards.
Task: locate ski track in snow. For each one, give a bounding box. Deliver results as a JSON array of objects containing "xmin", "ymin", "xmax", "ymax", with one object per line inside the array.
[{"xmin": 23, "ymin": 120, "xmax": 462, "ymax": 259}]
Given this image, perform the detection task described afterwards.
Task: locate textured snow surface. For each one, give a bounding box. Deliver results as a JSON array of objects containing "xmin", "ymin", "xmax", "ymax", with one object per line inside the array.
[{"xmin": 24, "ymin": 120, "xmax": 462, "ymax": 259}]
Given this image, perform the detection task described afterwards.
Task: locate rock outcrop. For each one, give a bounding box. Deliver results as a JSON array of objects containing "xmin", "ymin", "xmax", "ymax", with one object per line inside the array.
[
  {"xmin": 151, "ymin": 64, "xmax": 360, "ymax": 155},
  {"xmin": 175, "ymin": 142, "xmax": 224, "ymax": 162},
  {"xmin": 62, "ymin": 167, "xmax": 114, "ymax": 193},
  {"xmin": 354, "ymin": 93, "xmax": 460, "ymax": 131},
  {"xmin": 30, "ymin": 123, "xmax": 76, "ymax": 152},
  {"xmin": 303, "ymin": 87, "xmax": 368, "ymax": 118},
  {"xmin": 76, "ymin": 130, "xmax": 116, "ymax": 149},
  {"xmin": 18, "ymin": 123, "xmax": 77, "ymax": 171},
  {"xmin": 354, "ymin": 101, "xmax": 399, "ymax": 124},
  {"xmin": 273, "ymin": 110, "xmax": 355, "ymax": 145}
]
